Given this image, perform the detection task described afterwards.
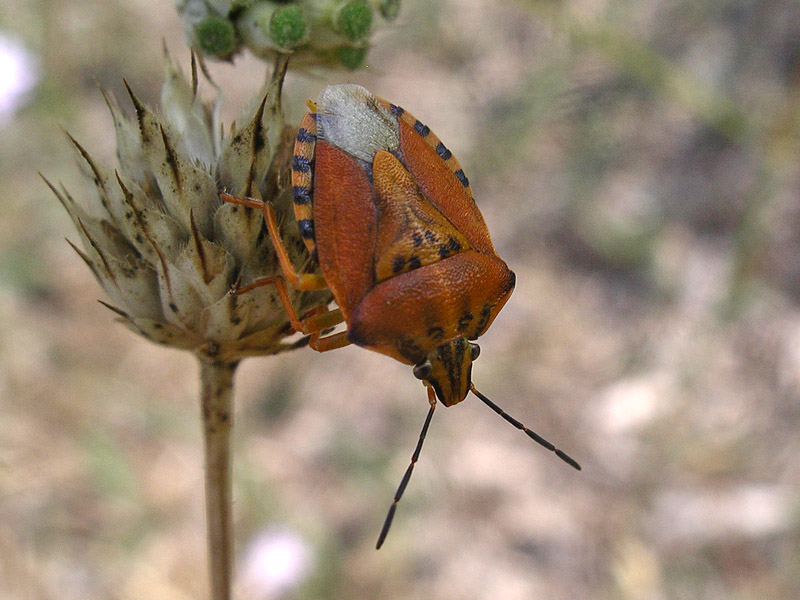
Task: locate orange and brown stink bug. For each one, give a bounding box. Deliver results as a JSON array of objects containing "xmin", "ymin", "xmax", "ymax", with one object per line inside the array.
[{"xmin": 222, "ymin": 84, "xmax": 580, "ymax": 548}]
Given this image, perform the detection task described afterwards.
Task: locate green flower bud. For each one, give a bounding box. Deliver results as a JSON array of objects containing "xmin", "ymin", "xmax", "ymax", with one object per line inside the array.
[
  {"xmin": 195, "ymin": 15, "xmax": 238, "ymax": 58},
  {"xmin": 334, "ymin": 1, "xmax": 372, "ymax": 42},
  {"xmin": 270, "ymin": 5, "xmax": 308, "ymax": 49},
  {"xmin": 239, "ymin": 3, "xmax": 309, "ymax": 53}
]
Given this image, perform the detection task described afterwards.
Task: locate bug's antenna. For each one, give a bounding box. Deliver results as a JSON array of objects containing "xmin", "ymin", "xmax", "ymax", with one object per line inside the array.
[
  {"xmin": 376, "ymin": 387, "xmax": 437, "ymax": 549},
  {"xmin": 470, "ymin": 383, "xmax": 581, "ymax": 471}
]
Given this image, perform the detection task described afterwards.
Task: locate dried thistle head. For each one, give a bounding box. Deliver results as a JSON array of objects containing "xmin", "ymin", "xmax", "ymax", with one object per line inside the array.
[
  {"xmin": 46, "ymin": 52, "xmax": 331, "ymax": 363},
  {"xmin": 177, "ymin": 0, "xmax": 401, "ymax": 70}
]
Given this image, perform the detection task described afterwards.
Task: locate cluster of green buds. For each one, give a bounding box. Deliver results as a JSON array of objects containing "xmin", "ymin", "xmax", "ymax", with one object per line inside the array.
[
  {"xmin": 177, "ymin": 0, "xmax": 401, "ymax": 69},
  {"xmin": 47, "ymin": 53, "xmax": 331, "ymax": 363}
]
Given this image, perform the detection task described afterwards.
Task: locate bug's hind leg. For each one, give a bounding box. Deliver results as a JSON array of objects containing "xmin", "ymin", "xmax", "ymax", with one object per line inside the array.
[{"xmin": 302, "ymin": 306, "xmax": 351, "ymax": 352}]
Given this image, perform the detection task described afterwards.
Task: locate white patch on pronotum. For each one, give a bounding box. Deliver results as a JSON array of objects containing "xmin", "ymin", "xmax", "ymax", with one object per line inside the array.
[{"xmin": 315, "ymin": 84, "xmax": 400, "ymax": 164}]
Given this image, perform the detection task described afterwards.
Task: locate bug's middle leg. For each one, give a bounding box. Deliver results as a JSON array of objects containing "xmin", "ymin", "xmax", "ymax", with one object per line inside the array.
[{"xmin": 231, "ymin": 271, "xmax": 345, "ymax": 344}]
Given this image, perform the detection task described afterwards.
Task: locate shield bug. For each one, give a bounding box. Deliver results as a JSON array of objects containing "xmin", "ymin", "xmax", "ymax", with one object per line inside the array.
[{"xmin": 222, "ymin": 84, "xmax": 580, "ymax": 548}]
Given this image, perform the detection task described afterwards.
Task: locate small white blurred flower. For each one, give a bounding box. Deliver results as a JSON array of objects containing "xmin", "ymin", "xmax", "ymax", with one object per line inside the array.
[
  {"xmin": 239, "ymin": 528, "xmax": 314, "ymax": 599},
  {"xmin": 0, "ymin": 34, "xmax": 39, "ymax": 126}
]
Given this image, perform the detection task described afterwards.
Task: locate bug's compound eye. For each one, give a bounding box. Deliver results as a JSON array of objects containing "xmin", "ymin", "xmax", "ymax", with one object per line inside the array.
[
  {"xmin": 413, "ymin": 362, "xmax": 432, "ymax": 380},
  {"xmin": 470, "ymin": 343, "xmax": 481, "ymax": 361}
]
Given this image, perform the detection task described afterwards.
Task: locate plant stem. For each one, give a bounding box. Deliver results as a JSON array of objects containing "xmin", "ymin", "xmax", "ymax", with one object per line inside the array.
[{"xmin": 198, "ymin": 357, "xmax": 238, "ymax": 600}]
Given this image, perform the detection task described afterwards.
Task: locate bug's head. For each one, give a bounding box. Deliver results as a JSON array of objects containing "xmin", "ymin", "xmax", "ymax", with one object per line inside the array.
[{"xmin": 412, "ymin": 337, "xmax": 479, "ymax": 407}]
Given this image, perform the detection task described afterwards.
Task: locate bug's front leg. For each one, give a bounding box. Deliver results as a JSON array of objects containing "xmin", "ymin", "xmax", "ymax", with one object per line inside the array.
[
  {"xmin": 222, "ymin": 192, "xmax": 351, "ymax": 351},
  {"xmin": 220, "ymin": 192, "xmax": 326, "ymax": 291}
]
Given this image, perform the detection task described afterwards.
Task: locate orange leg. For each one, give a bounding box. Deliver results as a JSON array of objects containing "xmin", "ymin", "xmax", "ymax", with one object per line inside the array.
[
  {"xmin": 309, "ymin": 330, "xmax": 351, "ymax": 352},
  {"xmin": 300, "ymin": 304, "xmax": 349, "ymax": 351},
  {"xmin": 221, "ymin": 192, "xmax": 351, "ymax": 352},
  {"xmin": 288, "ymin": 304, "xmax": 350, "ymax": 352},
  {"xmin": 221, "ymin": 192, "xmax": 326, "ymax": 290}
]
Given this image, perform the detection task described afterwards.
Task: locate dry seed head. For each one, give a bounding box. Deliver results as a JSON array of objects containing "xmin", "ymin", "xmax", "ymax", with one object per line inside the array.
[{"xmin": 48, "ymin": 52, "xmax": 331, "ymax": 363}]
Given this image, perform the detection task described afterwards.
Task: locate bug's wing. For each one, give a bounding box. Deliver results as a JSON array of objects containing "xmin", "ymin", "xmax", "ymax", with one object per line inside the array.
[{"xmin": 312, "ymin": 139, "xmax": 378, "ymax": 318}]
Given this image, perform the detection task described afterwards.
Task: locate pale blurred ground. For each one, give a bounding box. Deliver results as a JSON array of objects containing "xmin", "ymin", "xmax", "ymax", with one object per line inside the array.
[{"xmin": 2, "ymin": 0, "xmax": 800, "ymax": 598}]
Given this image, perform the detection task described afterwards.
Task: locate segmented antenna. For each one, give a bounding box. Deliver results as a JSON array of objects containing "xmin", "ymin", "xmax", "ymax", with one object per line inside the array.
[
  {"xmin": 470, "ymin": 383, "xmax": 581, "ymax": 470},
  {"xmin": 375, "ymin": 383, "xmax": 580, "ymax": 549},
  {"xmin": 376, "ymin": 388, "xmax": 437, "ymax": 549}
]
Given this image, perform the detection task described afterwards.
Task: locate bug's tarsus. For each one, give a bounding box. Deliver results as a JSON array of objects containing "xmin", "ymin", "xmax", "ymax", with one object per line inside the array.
[
  {"xmin": 469, "ymin": 383, "xmax": 581, "ymax": 471},
  {"xmin": 228, "ymin": 272, "xmax": 244, "ymax": 295},
  {"xmin": 376, "ymin": 390, "xmax": 437, "ymax": 549}
]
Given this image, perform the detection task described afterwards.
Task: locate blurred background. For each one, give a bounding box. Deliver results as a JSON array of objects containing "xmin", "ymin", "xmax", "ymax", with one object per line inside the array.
[{"xmin": 2, "ymin": 0, "xmax": 800, "ymax": 598}]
